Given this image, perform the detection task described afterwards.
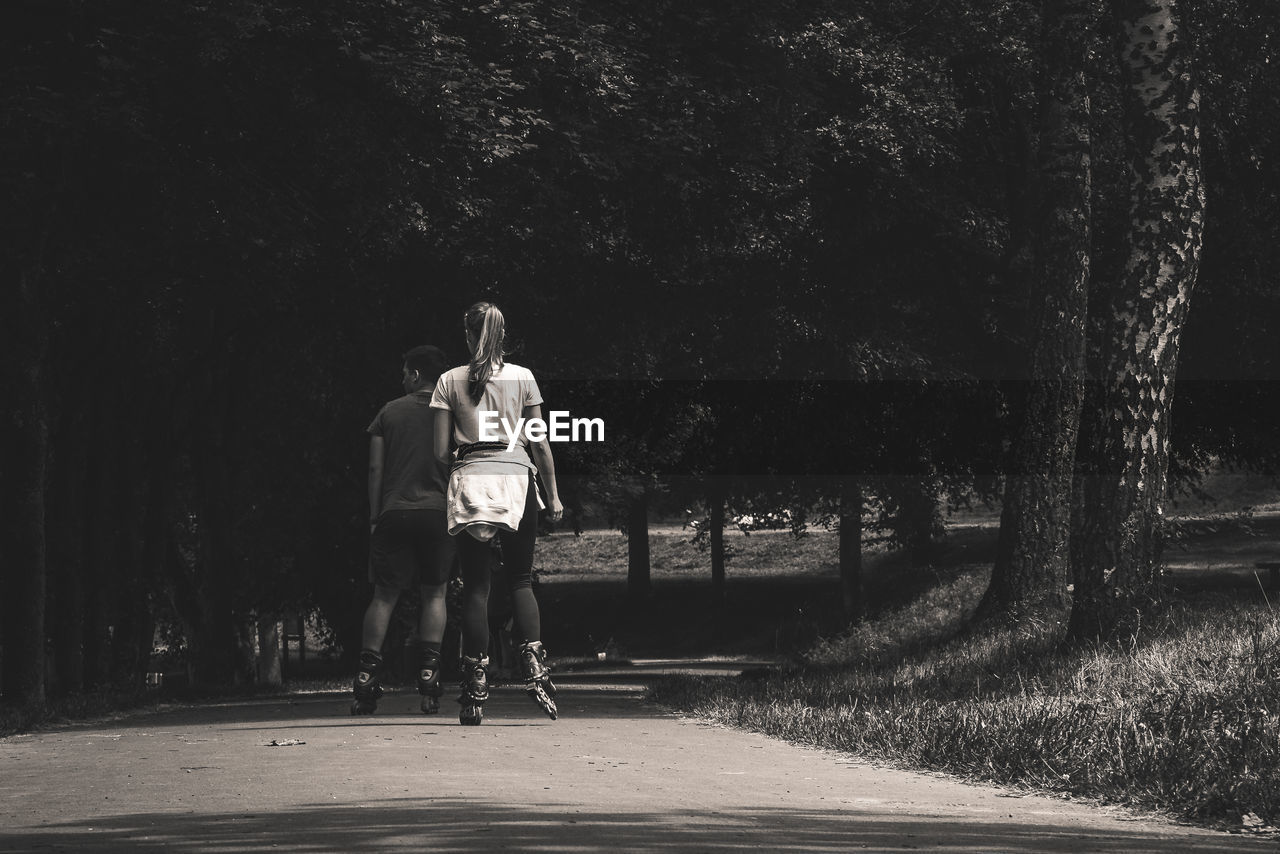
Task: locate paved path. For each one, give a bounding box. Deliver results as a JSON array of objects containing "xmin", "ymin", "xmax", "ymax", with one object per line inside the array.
[{"xmin": 1, "ymin": 668, "xmax": 1271, "ymax": 853}]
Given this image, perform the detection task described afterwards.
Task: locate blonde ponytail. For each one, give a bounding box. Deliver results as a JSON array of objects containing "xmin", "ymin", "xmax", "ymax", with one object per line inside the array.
[{"xmin": 465, "ymin": 301, "xmax": 505, "ymax": 403}]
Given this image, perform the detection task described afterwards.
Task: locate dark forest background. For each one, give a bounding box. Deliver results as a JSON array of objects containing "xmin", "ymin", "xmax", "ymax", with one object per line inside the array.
[{"xmin": 3, "ymin": 0, "xmax": 1279, "ymax": 705}]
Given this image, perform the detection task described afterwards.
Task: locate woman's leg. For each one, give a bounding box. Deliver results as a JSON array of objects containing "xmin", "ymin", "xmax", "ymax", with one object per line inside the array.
[
  {"xmin": 456, "ymin": 534, "xmax": 494, "ymax": 658},
  {"xmin": 498, "ymin": 477, "xmax": 542, "ymax": 643},
  {"xmin": 454, "ymin": 540, "xmax": 493, "ymax": 726},
  {"xmin": 499, "ymin": 478, "xmax": 557, "ymax": 719}
]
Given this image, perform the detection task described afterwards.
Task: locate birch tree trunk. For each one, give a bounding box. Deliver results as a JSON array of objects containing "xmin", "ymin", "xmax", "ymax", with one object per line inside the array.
[
  {"xmin": 1069, "ymin": 0, "xmax": 1204, "ymax": 640},
  {"xmin": 978, "ymin": 0, "xmax": 1094, "ymax": 622}
]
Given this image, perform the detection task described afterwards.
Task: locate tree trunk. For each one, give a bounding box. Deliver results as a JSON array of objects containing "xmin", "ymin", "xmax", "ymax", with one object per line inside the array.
[
  {"xmin": 82, "ymin": 406, "xmax": 120, "ymax": 689},
  {"xmin": 1069, "ymin": 0, "xmax": 1204, "ymax": 640},
  {"xmin": 192, "ymin": 441, "xmax": 247, "ymax": 686},
  {"xmin": 49, "ymin": 409, "xmax": 88, "ymax": 694},
  {"xmin": 136, "ymin": 448, "xmax": 173, "ymax": 686},
  {"xmin": 236, "ymin": 615, "xmax": 260, "ymax": 684},
  {"xmin": 977, "ymin": 0, "xmax": 1094, "ymax": 623},
  {"xmin": 1, "ymin": 266, "xmax": 50, "ymax": 707},
  {"xmin": 887, "ymin": 478, "xmax": 941, "ymax": 564},
  {"xmin": 709, "ymin": 484, "xmax": 726, "ymax": 599},
  {"xmin": 257, "ymin": 618, "xmax": 283, "ymax": 686},
  {"xmin": 111, "ymin": 437, "xmax": 153, "ymax": 686},
  {"xmin": 626, "ymin": 485, "xmax": 651, "ymax": 600},
  {"xmin": 839, "ymin": 478, "xmax": 864, "ymax": 622},
  {"xmin": 162, "ymin": 537, "xmax": 202, "ymax": 683}
]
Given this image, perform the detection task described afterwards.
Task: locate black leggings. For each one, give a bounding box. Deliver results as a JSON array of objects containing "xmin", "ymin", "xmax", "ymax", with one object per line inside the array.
[{"xmin": 457, "ymin": 476, "xmax": 541, "ymax": 656}]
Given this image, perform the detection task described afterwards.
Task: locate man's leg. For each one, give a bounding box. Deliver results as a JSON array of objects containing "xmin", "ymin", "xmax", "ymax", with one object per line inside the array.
[
  {"xmin": 415, "ymin": 581, "xmax": 448, "ymax": 713},
  {"xmin": 412, "ymin": 509, "xmax": 455, "ymax": 712},
  {"xmin": 361, "ymin": 584, "xmax": 401, "ymax": 652},
  {"xmin": 418, "ymin": 583, "xmax": 448, "ymax": 645},
  {"xmin": 414, "ymin": 509, "xmax": 455, "ymax": 650},
  {"xmin": 351, "ymin": 584, "xmax": 400, "ymax": 714},
  {"xmin": 354, "ymin": 513, "xmax": 410, "ymax": 715}
]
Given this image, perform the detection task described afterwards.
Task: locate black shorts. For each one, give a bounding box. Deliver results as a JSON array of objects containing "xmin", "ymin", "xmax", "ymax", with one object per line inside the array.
[{"xmin": 369, "ymin": 509, "xmax": 456, "ymax": 590}]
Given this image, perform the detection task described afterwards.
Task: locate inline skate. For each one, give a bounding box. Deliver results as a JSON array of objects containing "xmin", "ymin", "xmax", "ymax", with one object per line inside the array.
[
  {"xmin": 518, "ymin": 640, "xmax": 557, "ymax": 720},
  {"xmin": 350, "ymin": 650, "xmax": 384, "ymax": 715},
  {"xmin": 457, "ymin": 654, "xmax": 489, "ymax": 725},
  {"xmin": 417, "ymin": 649, "xmax": 443, "ymax": 715}
]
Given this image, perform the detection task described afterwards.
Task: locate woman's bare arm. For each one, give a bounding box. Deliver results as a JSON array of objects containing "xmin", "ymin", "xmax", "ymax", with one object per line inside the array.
[{"xmin": 523, "ymin": 404, "xmax": 563, "ymax": 521}]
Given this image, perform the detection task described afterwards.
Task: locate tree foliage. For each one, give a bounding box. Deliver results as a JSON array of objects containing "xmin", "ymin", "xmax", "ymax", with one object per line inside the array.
[{"xmin": 2, "ymin": 0, "xmax": 1277, "ymax": 695}]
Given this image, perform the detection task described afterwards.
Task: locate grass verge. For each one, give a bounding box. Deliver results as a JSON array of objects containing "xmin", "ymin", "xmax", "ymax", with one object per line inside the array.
[
  {"xmin": 0, "ymin": 679, "xmax": 353, "ymax": 738},
  {"xmin": 649, "ymin": 567, "xmax": 1280, "ymax": 832},
  {"xmin": 0, "ymin": 685, "xmax": 164, "ymax": 738}
]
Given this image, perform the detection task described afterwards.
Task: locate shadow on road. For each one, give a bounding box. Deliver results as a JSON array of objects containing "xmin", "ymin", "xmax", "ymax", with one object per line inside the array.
[
  {"xmin": 3, "ymin": 798, "xmax": 1260, "ymax": 853},
  {"xmin": 70, "ymin": 664, "xmax": 738, "ymax": 732},
  {"xmin": 120, "ymin": 686, "xmax": 658, "ymax": 730}
]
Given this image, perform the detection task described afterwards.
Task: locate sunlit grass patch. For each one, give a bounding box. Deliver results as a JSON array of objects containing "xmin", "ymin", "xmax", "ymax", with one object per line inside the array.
[{"xmin": 534, "ymin": 527, "xmax": 843, "ymax": 580}]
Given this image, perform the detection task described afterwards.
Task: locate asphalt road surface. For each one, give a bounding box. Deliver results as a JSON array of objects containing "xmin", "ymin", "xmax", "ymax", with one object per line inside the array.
[{"xmin": 1, "ymin": 666, "xmax": 1272, "ymax": 853}]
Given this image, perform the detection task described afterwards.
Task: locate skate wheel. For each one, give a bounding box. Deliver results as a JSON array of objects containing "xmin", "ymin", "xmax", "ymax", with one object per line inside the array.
[
  {"xmin": 351, "ymin": 700, "xmax": 377, "ymax": 716},
  {"xmin": 421, "ymin": 696, "xmax": 441, "ymax": 715},
  {"xmin": 527, "ymin": 685, "xmax": 558, "ymax": 721}
]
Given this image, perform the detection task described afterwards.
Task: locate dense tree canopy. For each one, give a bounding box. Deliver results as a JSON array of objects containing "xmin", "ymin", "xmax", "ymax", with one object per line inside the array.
[{"xmin": 3, "ymin": 0, "xmax": 1278, "ymax": 699}]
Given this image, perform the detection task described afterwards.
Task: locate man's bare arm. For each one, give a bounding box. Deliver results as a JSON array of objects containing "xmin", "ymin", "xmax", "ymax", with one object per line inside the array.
[
  {"xmin": 433, "ymin": 409, "xmax": 452, "ymax": 467},
  {"xmin": 368, "ymin": 435, "xmax": 386, "ymax": 528}
]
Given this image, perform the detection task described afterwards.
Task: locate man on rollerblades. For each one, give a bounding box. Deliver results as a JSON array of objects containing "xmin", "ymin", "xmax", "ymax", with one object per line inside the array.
[{"xmin": 352, "ymin": 345, "xmax": 456, "ymax": 715}]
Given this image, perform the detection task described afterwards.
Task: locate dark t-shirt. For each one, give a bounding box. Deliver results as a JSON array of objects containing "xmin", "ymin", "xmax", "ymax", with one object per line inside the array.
[{"xmin": 367, "ymin": 390, "xmax": 447, "ymax": 513}]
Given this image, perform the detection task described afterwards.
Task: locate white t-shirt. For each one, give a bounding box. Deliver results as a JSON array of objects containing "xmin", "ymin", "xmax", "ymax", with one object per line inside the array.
[{"xmin": 430, "ymin": 362, "xmax": 543, "ymax": 467}]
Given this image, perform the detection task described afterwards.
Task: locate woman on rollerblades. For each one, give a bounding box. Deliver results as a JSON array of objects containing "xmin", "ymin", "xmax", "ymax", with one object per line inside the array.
[{"xmin": 431, "ymin": 301, "xmax": 563, "ymax": 724}]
